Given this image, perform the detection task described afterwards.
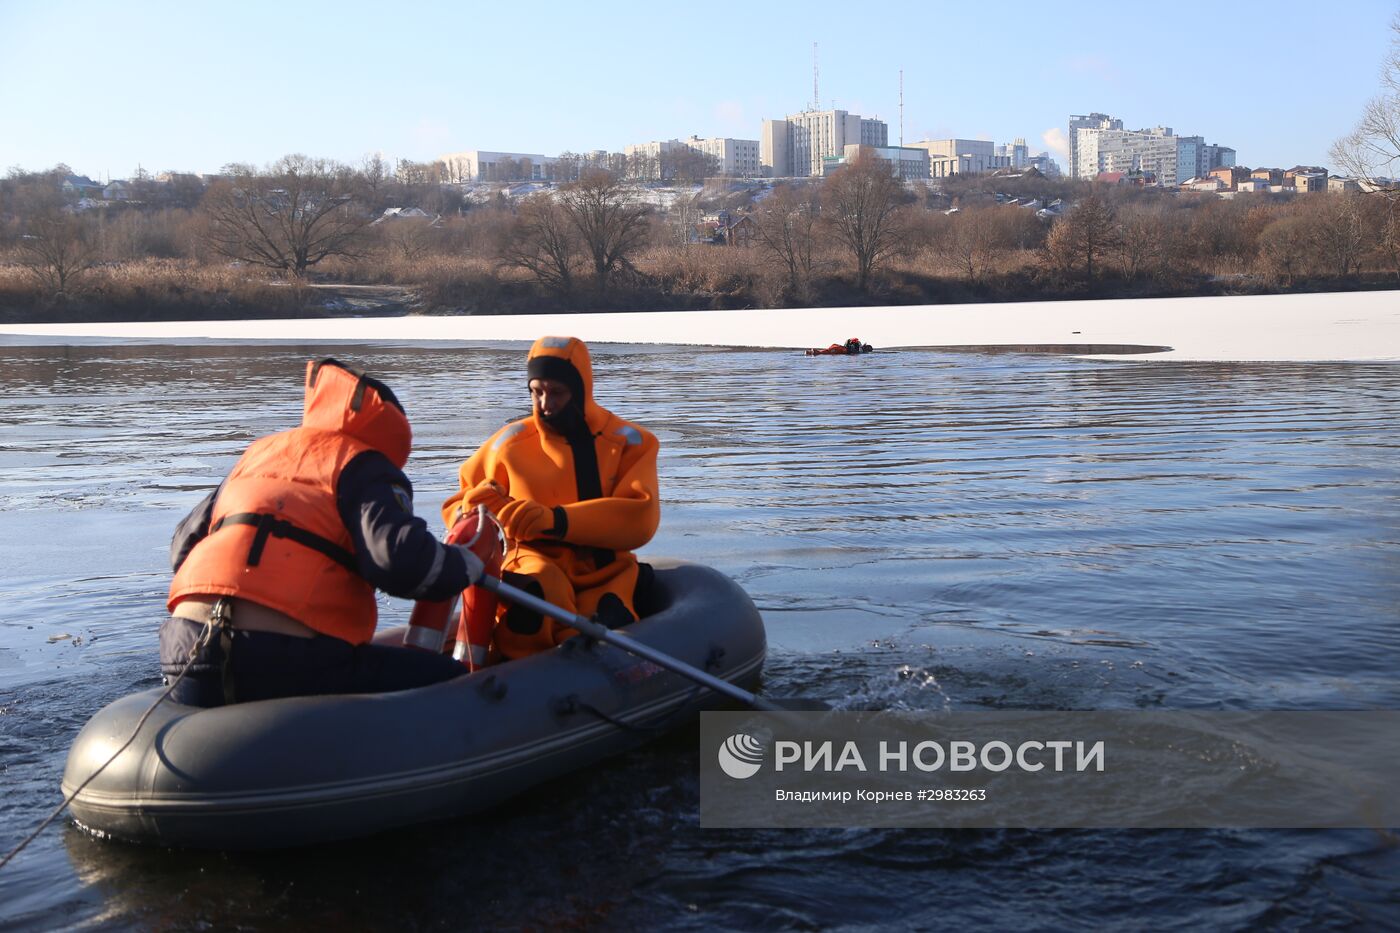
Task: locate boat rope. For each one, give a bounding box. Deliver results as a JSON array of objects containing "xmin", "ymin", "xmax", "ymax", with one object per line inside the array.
[
  {"xmin": 558, "ymin": 685, "xmax": 706, "ymax": 735},
  {"xmin": 0, "ymin": 612, "xmax": 220, "ymax": 872}
]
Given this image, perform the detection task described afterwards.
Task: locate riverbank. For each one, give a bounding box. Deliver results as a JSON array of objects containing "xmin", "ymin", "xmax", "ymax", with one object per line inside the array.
[{"xmin": 2, "ymin": 290, "xmax": 1397, "ymax": 361}]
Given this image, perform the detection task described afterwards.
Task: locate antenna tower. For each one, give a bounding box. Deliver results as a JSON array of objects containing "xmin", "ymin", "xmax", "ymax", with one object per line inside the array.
[
  {"xmin": 899, "ymin": 70, "xmax": 904, "ymax": 147},
  {"xmin": 812, "ymin": 42, "xmax": 820, "ymax": 112}
]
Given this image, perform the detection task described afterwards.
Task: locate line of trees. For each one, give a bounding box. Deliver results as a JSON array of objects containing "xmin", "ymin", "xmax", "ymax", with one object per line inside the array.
[{"xmin": 3, "ymin": 152, "xmax": 1399, "ymax": 319}]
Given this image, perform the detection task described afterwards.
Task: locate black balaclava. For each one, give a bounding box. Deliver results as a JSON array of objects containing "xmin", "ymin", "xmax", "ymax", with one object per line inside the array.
[{"xmin": 527, "ymin": 354, "xmax": 588, "ymax": 437}]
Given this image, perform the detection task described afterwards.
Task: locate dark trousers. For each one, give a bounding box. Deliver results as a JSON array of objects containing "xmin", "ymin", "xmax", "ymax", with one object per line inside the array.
[{"xmin": 159, "ymin": 616, "xmax": 465, "ymax": 707}]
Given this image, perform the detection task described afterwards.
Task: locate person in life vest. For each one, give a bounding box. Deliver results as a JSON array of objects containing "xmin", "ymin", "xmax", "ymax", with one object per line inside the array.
[
  {"xmin": 161, "ymin": 358, "xmax": 484, "ymax": 707},
  {"xmin": 805, "ymin": 338, "xmax": 872, "ymax": 356},
  {"xmin": 441, "ymin": 336, "xmax": 660, "ymax": 660}
]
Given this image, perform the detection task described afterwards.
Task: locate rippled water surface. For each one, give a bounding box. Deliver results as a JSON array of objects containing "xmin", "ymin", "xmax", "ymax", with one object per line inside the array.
[{"xmin": 2, "ymin": 341, "xmax": 1398, "ymax": 930}]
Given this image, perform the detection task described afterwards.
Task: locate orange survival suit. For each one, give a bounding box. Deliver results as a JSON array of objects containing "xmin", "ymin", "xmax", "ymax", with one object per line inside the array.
[{"xmin": 442, "ymin": 336, "xmax": 660, "ymax": 659}]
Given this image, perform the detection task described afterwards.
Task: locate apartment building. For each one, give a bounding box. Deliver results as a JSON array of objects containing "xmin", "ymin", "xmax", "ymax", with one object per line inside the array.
[
  {"xmin": 1202, "ymin": 143, "xmax": 1237, "ymax": 173},
  {"xmin": 761, "ymin": 109, "xmax": 888, "ymax": 177},
  {"xmin": 1068, "ymin": 113, "xmax": 1121, "ymax": 178},
  {"xmin": 624, "ymin": 136, "xmax": 761, "ymax": 178},
  {"xmin": 684, "ymin": 136, "xmax": 761, "ymax": 177},
  {"xmin": 1168, "ymin": 137, "xmax": 1237, "ymax": 181},
  {"xmin": 1070, "ymin": 114, "xmax": 1235, "ymax": 185},
  {"xmin": 1176, "ymin": 136, "xmax": 1201, "ymax": 182},
  {"xmin": 623, "ymin": 139, "xmax": 686, "ymax": 162},
  {"xmin": 1073, "ymin": 123, "xmax": 1179, "ymax": 184}
]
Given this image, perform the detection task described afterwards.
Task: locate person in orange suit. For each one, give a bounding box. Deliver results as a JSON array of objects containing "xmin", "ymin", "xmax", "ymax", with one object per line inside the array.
[{"xmin": 442, "ymin": 336, "xmax": 660, "ymax": 659}]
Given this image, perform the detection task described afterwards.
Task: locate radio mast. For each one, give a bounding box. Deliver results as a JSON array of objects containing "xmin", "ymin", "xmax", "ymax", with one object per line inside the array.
[
  {"xmin": 899, "ymin": 69, "xmax": 904, "ymax": 147},
  {"xmin": 812, "ymin": 42, "xmax": 819, "ymax": 112}
]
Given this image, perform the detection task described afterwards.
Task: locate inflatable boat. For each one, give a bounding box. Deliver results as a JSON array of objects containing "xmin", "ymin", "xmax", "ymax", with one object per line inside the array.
[{"xmin": 61, "ymin": 560, "xmax": 765, "ymax": 850}]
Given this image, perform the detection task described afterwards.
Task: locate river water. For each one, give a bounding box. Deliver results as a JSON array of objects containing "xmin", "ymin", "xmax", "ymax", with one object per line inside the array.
[{"xmin": 1, "ymin": 340, "xmax": 1398, "ymax": 929}]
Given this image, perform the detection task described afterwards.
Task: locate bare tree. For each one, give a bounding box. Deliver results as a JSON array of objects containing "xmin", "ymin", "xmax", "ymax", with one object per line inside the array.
[
  {"xmin": 360, "ymin": 153, "xmax": 389, "ymax": 195},
  {"xmin": 503, "ymin": 194, "xmax": 579, "ymax": 297},
  {"xmin": 551, "ymin": 153, "xmax": 581, "ymax": 183},
  {"xmin": 1185, "ymin": 200, "xmax": 1251, "ymax": 271},
  {"xmin": 753, "ymin": 183, "xmax": 821, "ymax": 296},
  {"xmin": 1115, "ymin": 204, "xmax": 1170, "ymax": 280},
  {"xmin": 1331, "ymin": 13, "xmax": 1400, "ymax": 196},
  {"xmin": 667, "ymin": 188, "xmax": 703, "ymax": 245},
  {"xmin": 1369, "ymin": 196, "xmax": 1400, "ymax": 277},
  {"xmin": 625, "ymin": 151, "xmax": 658, "ymax": 181},
  {"xmin": 664, "ymin": 147, "xmax": 720, "ymax": 185},
  {"xmin": 1311, "ymin": 193, "xmax": 1368, "ymax": 277},
  {"xmin": 557, "ymin": 170, "xmax": 650, "ymax": 296},
  {"xmin": 378, "ymin": 215, "xmax": 437, "ymax": 263},
  {"xmin": 935, "ymin": 208, "xmax": 997, "ymax": 283},
  {"xmin": 1042, "ymin": 195, "xmax": 1119, "ymax": 283},
  {"xmin": 438, "ymin": 155, "xmax": 471, "ymax": 185},
  {"xmin": 1256, "ymin": 215, "xmax": 1311, "ymax": 286},
  {"xmin": 821, "ymin": 151, "xmax": 909, "ymax": 291},
  {"xmin": 15, "ymin": 201, "xmax": 100, "ymax": 297},
  {"xmin": 396, "ymin": 159, "xmax": 435, "ymax": 186},
  {"xmin": 201, "ymin": 155, "xmax": 369, "ymax": 277},
  {"xmin": 492, "ymin": 157, "xmax": 521, "ymax": 183},
  {"xmin": 4, "ymin": 169, "xmax": 101, "ymax": 297},
  {"xmin": 160, "ymin": 172, "xmax": 208, "ymax": 210}
]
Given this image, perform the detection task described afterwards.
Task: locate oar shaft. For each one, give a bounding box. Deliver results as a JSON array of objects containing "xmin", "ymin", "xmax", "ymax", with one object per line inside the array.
[{"xmin": 479, "ymin": 575, "xmax": 784, "ymax": 713}]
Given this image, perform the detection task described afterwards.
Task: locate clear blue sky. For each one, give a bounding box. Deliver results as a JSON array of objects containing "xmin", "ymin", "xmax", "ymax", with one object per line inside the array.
[{"xmin": 1, "ymin": 0, "xmax": 1394, "ymax": 179}]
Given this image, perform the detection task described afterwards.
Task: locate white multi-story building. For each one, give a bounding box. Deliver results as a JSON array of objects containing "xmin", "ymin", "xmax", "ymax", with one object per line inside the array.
[
  {"xmin": 1097, "ymin": 126, "xmax": 1180, "ymax": 184},
  {"xmin": 623, "ymin": 139, "xmax": 686, "ymax": 163},
  {"xmin": 437, "ymin": 149, "xmax": 556, "ymax": 182},
  {"xmin": 761, "ymin": 109, "xmax": 888, "ymax": 177},
  {"xmin": 1069, "ymin": 114, "xmax": 1236, "ymax": 185},
  {"xmin": 1068, "ymin": 114, "xmax": 1121, "ymax": 178},
  {"xmin": 684, "ymin": 136, "xmax": 761, "ymax": 177},
  {"xmin": 624, "ymin": 136, "xmax": 761, "ymax": 178}
]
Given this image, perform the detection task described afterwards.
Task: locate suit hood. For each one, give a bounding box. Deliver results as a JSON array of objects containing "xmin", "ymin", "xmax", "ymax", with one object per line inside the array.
[
  {"xmin": 301, "ymin": 358, "xmax": 412, "ymax": 468},
  {"xmin": 526, "ymin": 336, "xmax": 605, "ymax": 432}
]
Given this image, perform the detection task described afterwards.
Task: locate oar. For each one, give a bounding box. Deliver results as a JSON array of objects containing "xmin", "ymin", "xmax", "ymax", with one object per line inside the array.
[{"xmin": 478, "ymin": 574, "xmax": 828, "ymax": 713}]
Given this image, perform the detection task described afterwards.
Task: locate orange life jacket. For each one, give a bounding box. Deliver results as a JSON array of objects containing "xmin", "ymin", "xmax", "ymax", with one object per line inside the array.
[{"xmin": 167, "ymin": 360, "xmax": 413, "ymax": 645}]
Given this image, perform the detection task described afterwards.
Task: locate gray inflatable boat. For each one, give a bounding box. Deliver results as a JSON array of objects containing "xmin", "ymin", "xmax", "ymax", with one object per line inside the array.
[{"xmin": 61, "ymin": 560, "xmax": 765, "ymax": 849}]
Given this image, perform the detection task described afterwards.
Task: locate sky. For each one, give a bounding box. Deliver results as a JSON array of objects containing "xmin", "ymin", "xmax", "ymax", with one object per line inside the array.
[{"xmin": 1, "ymin": 0, "xmax": 1396, "ymax": 180}]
